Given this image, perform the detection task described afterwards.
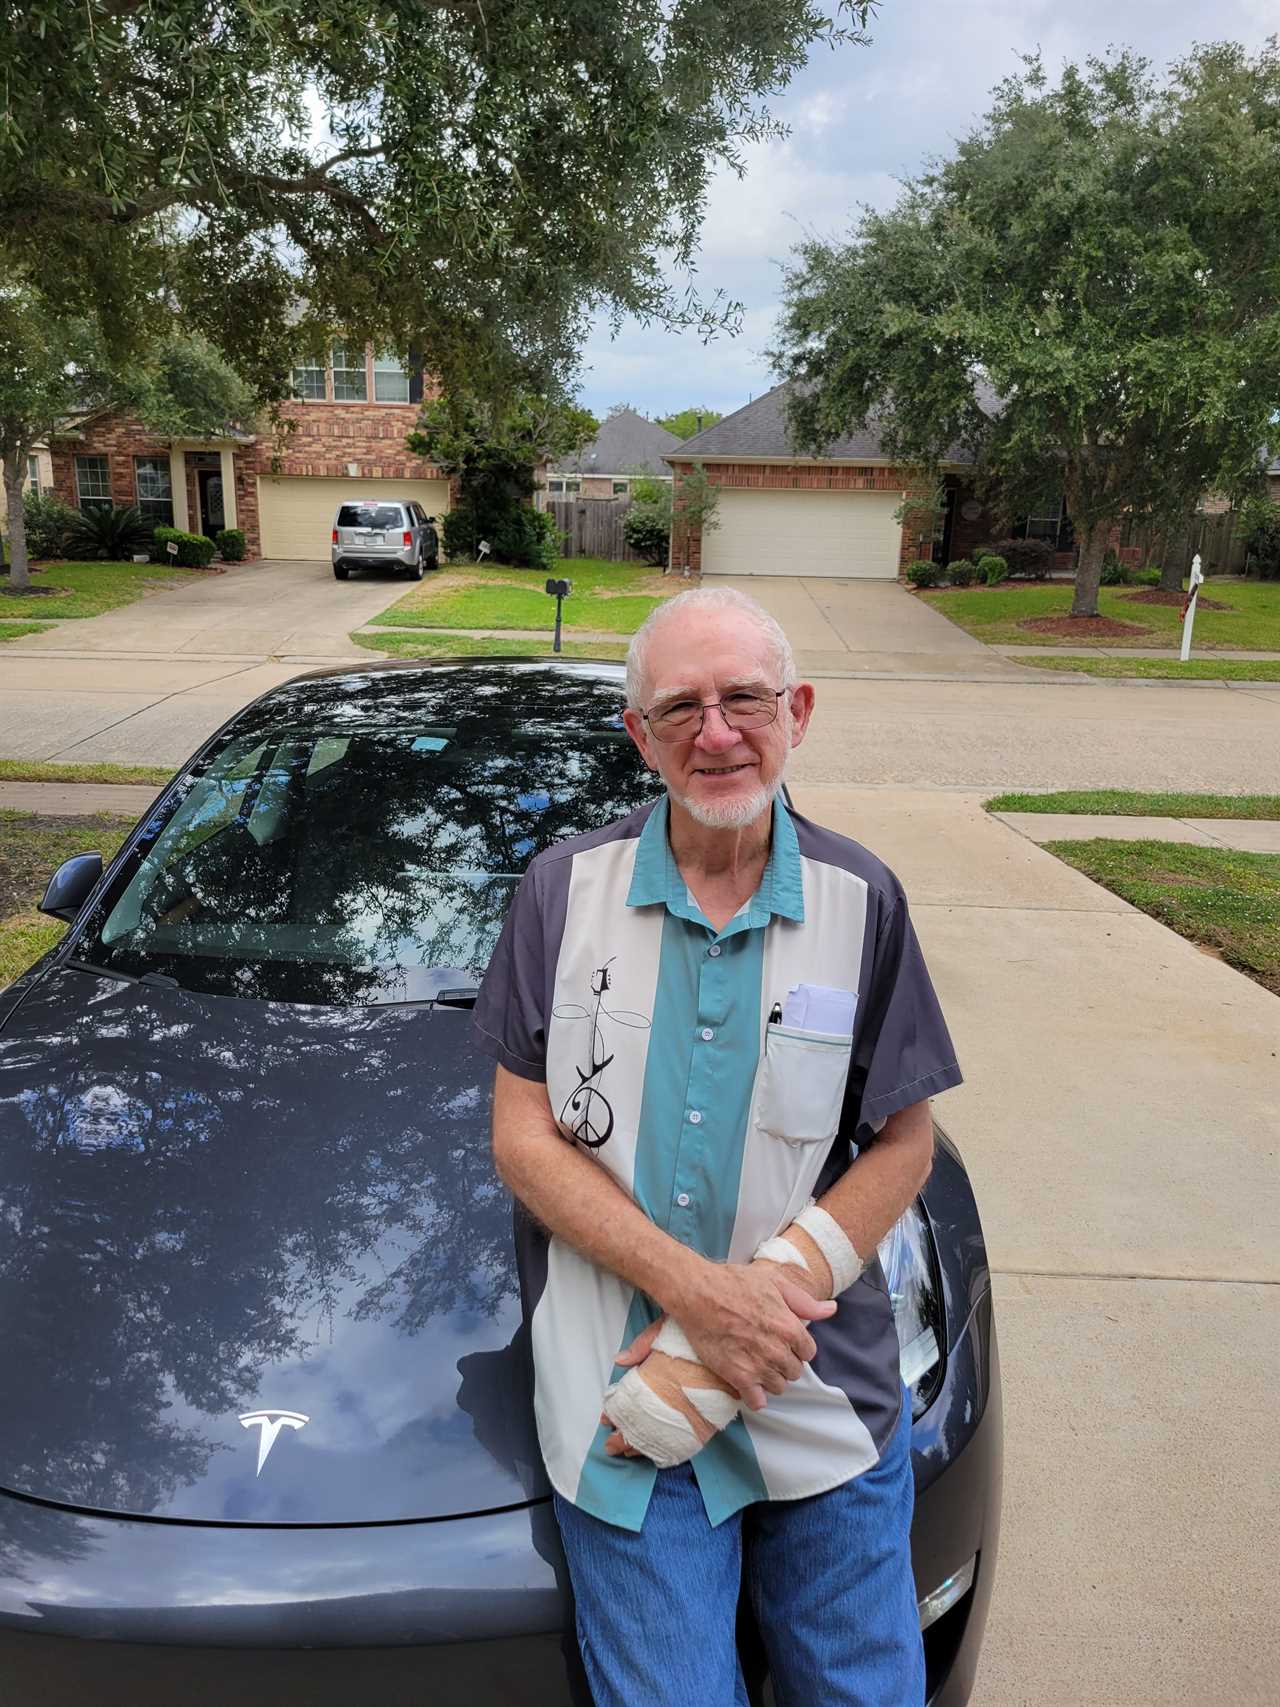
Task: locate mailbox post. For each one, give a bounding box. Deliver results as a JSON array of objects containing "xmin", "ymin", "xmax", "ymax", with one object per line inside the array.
[{"xmin": 545, "ymin": 577, "xmax": 572, "ymax": 653}]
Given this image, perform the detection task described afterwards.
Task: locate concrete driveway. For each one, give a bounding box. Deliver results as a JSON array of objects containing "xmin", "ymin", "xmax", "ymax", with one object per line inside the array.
[{"xmin": 790, "ymin": 784, "xmax": 1279, "ymax": 1706}]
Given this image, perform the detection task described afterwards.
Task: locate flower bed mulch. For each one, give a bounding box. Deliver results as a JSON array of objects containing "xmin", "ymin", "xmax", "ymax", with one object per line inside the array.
[
  {"xmin": 1121, "ymin": 588, "xmax": 1230, "ymax": 610},
  {"xmin": 1017, "ymin": 614, "xmax": 1152, "ymax": 640}
]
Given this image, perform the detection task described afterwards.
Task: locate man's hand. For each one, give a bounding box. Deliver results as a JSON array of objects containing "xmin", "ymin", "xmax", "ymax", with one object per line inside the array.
[{"xmin": 667, "ymin": 1260, "xmax": 836, "ymax": 1412}]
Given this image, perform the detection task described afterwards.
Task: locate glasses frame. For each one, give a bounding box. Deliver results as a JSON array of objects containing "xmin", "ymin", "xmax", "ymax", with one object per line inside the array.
[{"xmin": 640, "ymin": 687, "xmax": 787, "ymax": 743}]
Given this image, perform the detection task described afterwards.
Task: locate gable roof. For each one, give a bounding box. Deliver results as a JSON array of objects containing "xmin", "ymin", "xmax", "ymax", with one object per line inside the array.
[
  {"xmin": 664, "ymin": 379, "xmax": 1000, "ymax": 465},
  {"xmin": 554, "ymin": 408, "xmax": 681, "ymax": 477}
]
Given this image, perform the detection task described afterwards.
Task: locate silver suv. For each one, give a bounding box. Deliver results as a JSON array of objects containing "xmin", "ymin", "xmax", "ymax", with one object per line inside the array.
[{"xmin": 331, "ymin": 499, "xmax": 440, "ymax": 580}]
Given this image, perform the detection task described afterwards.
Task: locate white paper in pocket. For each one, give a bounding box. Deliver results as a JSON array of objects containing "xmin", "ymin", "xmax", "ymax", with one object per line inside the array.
[{"xmin": 781, "ymin": 983, "xmax": 858, "ymax": 1036}]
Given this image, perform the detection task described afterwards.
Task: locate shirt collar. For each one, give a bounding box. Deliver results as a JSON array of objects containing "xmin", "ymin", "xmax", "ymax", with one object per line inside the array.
[{"xmin": 626, "ymin": 794, "xmax": 805, "ymax": 926}]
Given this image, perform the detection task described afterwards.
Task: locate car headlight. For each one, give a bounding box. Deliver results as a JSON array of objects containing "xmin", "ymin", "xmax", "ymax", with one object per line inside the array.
[{"xmin": 878, "ymin": 1203, "xmax": 945, "ymax": 1417}]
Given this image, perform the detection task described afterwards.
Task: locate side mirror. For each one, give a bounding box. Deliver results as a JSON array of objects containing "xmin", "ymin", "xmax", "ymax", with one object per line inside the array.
[{"xmin": 39, "ymin": 853, "xmax": 104, "ymax": 923}]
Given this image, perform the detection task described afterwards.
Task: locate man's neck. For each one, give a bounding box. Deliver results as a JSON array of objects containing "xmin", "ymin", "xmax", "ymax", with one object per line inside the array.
[{"xmin": 667, "ymin": 797, "xmax": 773, "ymax": 885}]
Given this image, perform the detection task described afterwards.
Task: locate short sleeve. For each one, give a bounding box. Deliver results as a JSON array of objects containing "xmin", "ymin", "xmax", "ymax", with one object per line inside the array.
[
  {"xmin": 472, "ymin": 866, "xmax": 550, "ymax": 1083},
  {"xmin": 847, "ymin": 892, "xmax": 962, "ymax": 1143}
]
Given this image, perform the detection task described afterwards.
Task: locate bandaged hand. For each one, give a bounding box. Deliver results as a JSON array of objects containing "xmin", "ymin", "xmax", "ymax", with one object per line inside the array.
[{"xmin": 601, "ymin": 1204, "xmax": 865, "ymax": 1469}]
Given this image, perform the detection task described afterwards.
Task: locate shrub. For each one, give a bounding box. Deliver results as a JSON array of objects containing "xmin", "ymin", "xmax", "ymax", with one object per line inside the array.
[
  {"xmin": 977, "ymin": 553, "xmax": 1008, "ymax": 585},
  {"xmin": 491, "ymin": 504, "xmax": 560, "ymax": 571},
  {"xmin": 152, "ymin": 525, "xmax": 217, "ymax": 567},
  {"xmin": 70, "ymin": 503, "xmax": 154, "ymax": 560},
  {"xmin": 1099, "ymin": 550, "xmax": 1128, "ymax": 586},
  {"xmin": 622, "ymin": 500, "xmax": 671, "ymax": 566},
  {"xmin": 214, "ymin": 527, "xmax": 246, "ymax": 561},
  {"xmin": 20, "ymin": 490, "xmax": 79, "ymax": 560},
  {"xmin": 945, "ymin": 558, "xmax": 978, "ymax": 587},
  {"xmin": 905, "ymin": 559, "xmax": 942, "ymax": 588},
  {"xmin": 1136, "ymin": 566, "xmax": 1161, "ymax": 587},
  {"xmin": 972, "ymin": 536, "xmax": 1053, "ymax": 579}
]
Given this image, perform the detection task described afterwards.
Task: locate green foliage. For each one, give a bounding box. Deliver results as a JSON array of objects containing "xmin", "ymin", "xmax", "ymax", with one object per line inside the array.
[
  {"xmin": 945, "ymin": 559, "xmax": 978, "ymax": 587},
  {"xmin": 71, "ymin": 505, "xmax": 154, "ymax": 561},
  {"xmin": 2, "ymin": 2, "xmax": 876, "ymax": 410},
  {"xmin": 657, "ymin": 406, "xmax": 724, "ymax": 440},
  {"xmin": 623, "ymin": 500, "xmax": 672, "ymax": 567},
  {"xmin": 20, "ymin": 491, "xmax": 79, "ymax": 560},
  {"xmin": 972, "ymin": 536, "xmax": 1053, "ymax": 579},
  {"xmin": 215, "ymin": 528, "xmax": 247, "ymax": 562},
  {"xmin": 672, "ymin": 462, "xmax": 721, "ymax": 538},
  {"xmin": 906, "ymin": 559, "xmax": 943, "ymax": 588},
  {"xmin": 152, "ymin": 527, "xmax": 217, "ymax": 568},
  {"xmin": 132, "ymin": 335, "xmax": 256, "ymax": 442},
  {"xmin": 773, "ymin": 43, "xmax": 1280, "ymax": 617},
  {"xmin": 491, "ymin": 507, "xmax": 561, "ymax": 573},
  {"xmin": 977, "ymin": 554, "xmax": 1008, "ymax": 586},
  {"xmin": 1238, "ymin": 494, "xmax": 1280, "ymax": 580},
  {"xmin": 629, "ymin": 476, "xmax": 671, "ymax": 508},
  {"xmin": 1099, "ymin": 550, "xmax": 1129, "ymax": 586},
  {"xmin": 1136, "ymin": 567, "xmax": 1162, "ymax": 586}
]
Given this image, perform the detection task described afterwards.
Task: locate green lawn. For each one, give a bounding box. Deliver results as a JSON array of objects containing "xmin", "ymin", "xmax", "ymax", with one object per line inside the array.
[
  {"xmin": 1043, "ymin": 838, "xmax": 1280, "ymax": 996},
  {"xmin": 1009, "ymin": 654, "xmax": 1280, "ymax": 680},
  {"xmin": 0, "ymin": 621, "xmax": 54, "ymax": 642},
  {"xmin": 0, "ymin": 810, "xmax": 132, "ymax": 988},
  {"xmin": 986, "ymin": 790, "xmax": 1280, "ymax": 820},
  {"xmin": 0, "ymin": 759, "xmax": 174, "ymax": 786},
  {"xmin": 0, "ymin": 559, "xmax": 210, "ymax": 620},
  {"xmin": 919, "ymin": 578, "xmax": 1280, "ymax": 650},
  {"xmin": 368, "ymin": 557, "xmax": 669, "ymax": 635},
  {"xmin": 352, "ymin": 631, "xmax": 629, "ymax": 662}
]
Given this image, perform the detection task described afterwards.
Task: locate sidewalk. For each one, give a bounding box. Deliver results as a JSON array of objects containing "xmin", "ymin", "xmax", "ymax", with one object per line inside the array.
[
  {"xmin": 998, "ymin": 643, "xmax": 1280, "ymax": 660},
  {"xmin": 991, "ymin": 809, "xmax": 1280, "ymax": 852}
]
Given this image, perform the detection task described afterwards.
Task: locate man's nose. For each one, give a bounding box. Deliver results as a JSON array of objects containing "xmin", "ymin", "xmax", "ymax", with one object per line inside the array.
[{"xmin": 693, "ymin": 703, "xmax": 741, "ymax": 751}]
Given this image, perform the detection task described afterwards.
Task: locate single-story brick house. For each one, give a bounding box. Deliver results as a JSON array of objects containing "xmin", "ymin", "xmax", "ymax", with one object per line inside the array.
[
  {"xmin": 540, "ymin": 407, "xmax": 680, "ymax": 503},
  {"xmin": 35, "ymin": 346, "xmax": 457, "ymax": 561},
  {"xmin": 664, "ymin": 382, "xmax": 1082, "ymax": 580}
]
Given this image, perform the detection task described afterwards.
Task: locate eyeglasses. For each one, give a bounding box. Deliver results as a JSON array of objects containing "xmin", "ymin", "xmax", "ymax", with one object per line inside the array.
[{"xmin": 641, "ymin": 689, "xmax": 786, "ymax": 742}]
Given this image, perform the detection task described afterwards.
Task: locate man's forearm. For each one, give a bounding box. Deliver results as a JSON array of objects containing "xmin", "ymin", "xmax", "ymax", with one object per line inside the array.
[
  {"xmin": 815, "ymin": 1097, "xmax": 934, "ymax": 1262},
  {"xmin": 491, "ymin": 1064, "xmax": 704, "ymax": 1318}
]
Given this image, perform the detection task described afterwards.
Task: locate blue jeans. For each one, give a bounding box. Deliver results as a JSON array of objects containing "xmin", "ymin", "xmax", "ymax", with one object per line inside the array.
[{"xmin": 552, "ymin": 1392, "xmax": 923, "ymax": 1707}]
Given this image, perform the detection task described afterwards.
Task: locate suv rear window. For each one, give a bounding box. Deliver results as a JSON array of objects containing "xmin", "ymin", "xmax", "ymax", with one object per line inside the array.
[{"xmin": 337, "ymin": 504, "xmax": 405, "ymax": 529}]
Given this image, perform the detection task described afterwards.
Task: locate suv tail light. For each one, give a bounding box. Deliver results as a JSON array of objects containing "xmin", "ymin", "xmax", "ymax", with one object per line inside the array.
[
  {"xmin": 332, "ymin": 529, "xmax": 338, "ymax": 544},
  {"xmin": 403, "ymin": 530, "xmax": 413, "ymax": 547}
]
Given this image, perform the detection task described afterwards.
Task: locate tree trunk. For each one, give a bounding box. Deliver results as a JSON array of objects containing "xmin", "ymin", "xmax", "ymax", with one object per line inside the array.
[
  {"xmin": 1156, "ymin": 525, "xmax": 1185, "ymax": 591},
  {"xmin": 2, "ymin": 454, "xmax": 31, "ymax": 593},
  {"xmin": 1070, "ymin": 522, "xmax": 1109, "ymax": 617}
]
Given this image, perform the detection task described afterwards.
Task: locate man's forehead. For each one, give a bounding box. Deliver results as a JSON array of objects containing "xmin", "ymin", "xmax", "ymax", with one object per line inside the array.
[{"xmin": 644, "ymin": 611, "xmax": 777, "ymax": 687}]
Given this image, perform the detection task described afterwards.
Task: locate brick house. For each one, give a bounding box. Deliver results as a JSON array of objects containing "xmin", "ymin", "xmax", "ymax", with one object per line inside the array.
[
  {"xmin": 41, "ymin": 345, "xmax": 457, "ymax": 561},
  {"xmin": 539, "ymin": 407, "xmax": 680, "ymax": 504},
  {"xmin": 664, "ymin": 382, "xmax": 1086, "ymax": 579}
]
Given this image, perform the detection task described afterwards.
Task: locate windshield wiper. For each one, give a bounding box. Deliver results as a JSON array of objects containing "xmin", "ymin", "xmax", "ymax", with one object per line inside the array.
[{"xmin": 63, "ymin": 957, "xmax": 182, "ymax": 991}]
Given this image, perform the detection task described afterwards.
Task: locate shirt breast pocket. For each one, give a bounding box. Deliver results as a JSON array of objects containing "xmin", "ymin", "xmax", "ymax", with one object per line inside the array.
[{"xmin": 755, "ymin": 1024, "xmax": 854, "ymax": 1145}]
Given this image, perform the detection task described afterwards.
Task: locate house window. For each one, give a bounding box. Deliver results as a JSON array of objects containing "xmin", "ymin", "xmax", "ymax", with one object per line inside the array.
[
  {"xmin": 546, "ymin": 478, "xmax": 581, "ymax": 495},
  {"xmin": 292, "ymin": 355, "xmax": 326, "ymax": 400},
  {"xmin": 75, "ymin": 455, "xmax": 112, "ymax": 513},
  {"xmin": 134, "ymin": 457, "xmax": 174, "ymax": 526},
  {"xmin": 612, "ymin": 481, "xmax": 629, "ymax": 496},
  {"xmin": 373, "ymin": 352, "xmax": 409, "ymax": 403},
  {"xmin": 26, "ymin": 455, "xmax": 41, "ymax": 494},
  {"xmin": 331, "ymin": 343, "xmax": 368, "ymax": 402}
]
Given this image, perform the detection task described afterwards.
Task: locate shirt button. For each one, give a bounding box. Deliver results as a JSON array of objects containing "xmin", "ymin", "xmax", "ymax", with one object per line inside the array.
[
  {"xmin": 676, "ymin": 1193, "xmax": 691, "ymax": 1207},
  {"xmin": 708, "ymin": 944, "xmax": 721, "ymax": 957},
  {"xmin": 700, "ymin": 1027, "xmax": 715, "ymax": 1042},
  {"xmin": 688, "ymin": 1110, "xmax": 702, "ymax": 1125}
]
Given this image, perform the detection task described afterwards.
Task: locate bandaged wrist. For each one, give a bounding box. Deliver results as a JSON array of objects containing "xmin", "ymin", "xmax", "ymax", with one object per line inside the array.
[
  {"xmin": 602, "ymin": 1319, "xmax": 741, "ymax": 1470},
  {"xmin": 753, "ymin": 1201, "xmax": 865, "ymax": 1297}
]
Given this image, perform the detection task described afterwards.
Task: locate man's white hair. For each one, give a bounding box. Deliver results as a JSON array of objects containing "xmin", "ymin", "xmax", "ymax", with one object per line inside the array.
[{"xmin": 624, "ymin": 587, "xmax": 798, "ymax": 709}]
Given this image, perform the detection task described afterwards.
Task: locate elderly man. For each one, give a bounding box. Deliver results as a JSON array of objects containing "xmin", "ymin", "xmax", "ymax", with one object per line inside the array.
[{"xmin": 473, "ymin": 587, "xmax": 962, "ymax": 1707}]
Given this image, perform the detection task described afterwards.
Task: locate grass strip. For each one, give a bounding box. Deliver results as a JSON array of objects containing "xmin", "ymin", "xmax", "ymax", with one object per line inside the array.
[
  {"xmin": 352, "ymin": 631, "xmax": 628, "ymax": 662},
  {"xmin": 918, "ymin": 580, "xmax": 1280, "ymax": 650},
  {"xmin": 0, "ymin": 759, "xmax": 174, "ymax": 786},
  {"xmin": 0, "ymin": 622, "xmax": 55, "ymax": 642},
  {"xmin": 1042, "ymin": 838, "xmax": 1280, "ymax": 997},
  {"xmin": 368, "ymin": 558, "xmax": 668, "ymax": 635},
  {"xmin": 1007, "ymin": 654, "xmax": 1280, "ymax": 680},
  {"xmin": 0, "ymin": 810, "xmax": 133, "ymax": 987},
  {"xmin": 0, "ymin": 560, "xmax": 207, "ymax": 620},
  {"xmin": 985, "ymin": 790, "xmax": 1280, "ymax": 821}
]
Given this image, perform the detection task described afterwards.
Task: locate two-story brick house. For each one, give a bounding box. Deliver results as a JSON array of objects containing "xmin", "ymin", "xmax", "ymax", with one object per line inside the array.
[{"xmin": 42, "ymin": 346, "xmax": 456, "ymax": 561}]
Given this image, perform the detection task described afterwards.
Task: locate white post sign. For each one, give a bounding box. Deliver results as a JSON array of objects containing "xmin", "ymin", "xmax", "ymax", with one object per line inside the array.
[{"xmin": 1179, "ymin": 554, "xmax": 1204, "ymax": 662}]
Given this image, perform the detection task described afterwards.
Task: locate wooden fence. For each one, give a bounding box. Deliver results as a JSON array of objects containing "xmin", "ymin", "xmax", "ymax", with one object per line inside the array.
[
  {"xmin": 545, "ymin": 496, "xmax": 647, "ymax": 563},
  {"xmin": 1119, "ymin": 509, "xmax": 1250, "ymax": 576}
]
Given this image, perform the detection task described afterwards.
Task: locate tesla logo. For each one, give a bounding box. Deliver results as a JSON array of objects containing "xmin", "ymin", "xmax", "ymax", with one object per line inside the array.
[{"xmin": 238, "ymin": 1409, "xmax": 309, "ymax": 1476}]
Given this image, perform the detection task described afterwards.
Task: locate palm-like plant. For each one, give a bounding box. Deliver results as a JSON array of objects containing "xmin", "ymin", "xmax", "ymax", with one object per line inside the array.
[{"xmin": 70, "ymin": 504, "xmax": 155, "ymax": 561}]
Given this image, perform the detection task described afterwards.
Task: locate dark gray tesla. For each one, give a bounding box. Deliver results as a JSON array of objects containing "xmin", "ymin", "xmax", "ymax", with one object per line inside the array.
[{"xmin": 0, "ymin": 660, "xmax": 1001, "ymax": 1706}]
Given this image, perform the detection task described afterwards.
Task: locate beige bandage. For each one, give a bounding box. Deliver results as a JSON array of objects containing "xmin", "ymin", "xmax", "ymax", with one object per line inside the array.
[{"xmin": 601, "ymin": 1207, "xmax": 864, "ymax": 1468}]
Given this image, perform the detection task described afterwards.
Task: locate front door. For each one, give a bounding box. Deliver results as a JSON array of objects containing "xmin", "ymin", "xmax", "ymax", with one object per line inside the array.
[{"xmin": 197, "ymin": 470, "xmax": 225, "ymax": 538}]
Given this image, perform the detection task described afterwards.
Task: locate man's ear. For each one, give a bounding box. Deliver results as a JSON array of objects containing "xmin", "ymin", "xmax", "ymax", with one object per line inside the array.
[
  {"xmin": 787, "ymin": 683, "xmax": 816, "ymax": 747},
  {"xmin": 622, "ymin": 707, "xmax": 657, "ymax": 770}
]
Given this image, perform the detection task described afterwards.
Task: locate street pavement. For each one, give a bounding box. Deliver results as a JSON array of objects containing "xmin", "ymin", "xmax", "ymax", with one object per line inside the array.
[{"xmin": 3, "ymin": 565, "xmax": 1279, "ymax": 1702}]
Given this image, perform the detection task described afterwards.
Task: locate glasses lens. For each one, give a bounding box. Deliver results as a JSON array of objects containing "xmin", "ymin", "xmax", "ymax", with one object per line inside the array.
[
  {"xmin": 650, "ymin": 701, "xmax": 701, "ymax": 740},
  {"xmin": 721, "ymin": 693, "xmax": 777, "ymax": 729}
]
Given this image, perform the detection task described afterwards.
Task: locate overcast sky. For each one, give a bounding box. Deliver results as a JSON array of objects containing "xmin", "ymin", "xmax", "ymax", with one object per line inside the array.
[{"xmin": 576, "ymin": 0, "xmax": 1276, "ymax": 424}]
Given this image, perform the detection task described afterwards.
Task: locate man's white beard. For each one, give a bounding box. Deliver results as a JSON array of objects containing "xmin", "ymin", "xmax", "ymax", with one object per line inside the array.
[{"xmin": 668, "ymin": 772, "xmax": 782, "ymax": 829}]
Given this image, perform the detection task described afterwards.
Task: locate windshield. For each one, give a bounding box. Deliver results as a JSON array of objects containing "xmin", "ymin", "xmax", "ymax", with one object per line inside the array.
[
  {"xmin": 337, "ymin": 504, "xmax": 405, "ymax": 529},
  {"xmin": 76, "ymin": 712, "xmax": 656, "ymax": 1006}
]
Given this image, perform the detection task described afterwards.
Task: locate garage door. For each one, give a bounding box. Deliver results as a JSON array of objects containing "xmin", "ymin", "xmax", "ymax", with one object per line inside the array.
[
  {"xmin": 257, "ymin": 477, "xmax": 451, "ymax": 560},
  {"xmin": 700, "ymin": 488, "xmax": 903, "ymax": 579}
]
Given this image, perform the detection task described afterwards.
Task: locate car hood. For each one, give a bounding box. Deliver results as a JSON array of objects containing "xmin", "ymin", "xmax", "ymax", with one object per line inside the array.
[{"xmin": 0, "ymin": 967, "xmax": 547, "ymax": 1524}]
